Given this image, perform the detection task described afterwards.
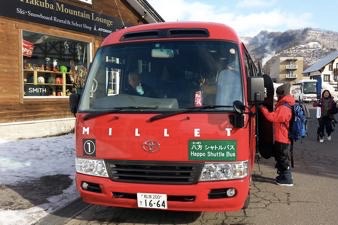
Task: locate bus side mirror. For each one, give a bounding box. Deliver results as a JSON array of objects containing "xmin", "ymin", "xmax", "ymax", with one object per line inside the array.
[
  {"xmin": 233, "ymin": 100, "xmax": 245, "ymax": 114},
  {"xmin": 248, "ymin": 77, "xmax": 265, "ymax": 103},
  {"xmin": 230, "ymin": 100, "xmax": 245, "ymax": 128},
  {"xmin": 69, "ymin": 93, "xmax": 80, "ymax": 116}
]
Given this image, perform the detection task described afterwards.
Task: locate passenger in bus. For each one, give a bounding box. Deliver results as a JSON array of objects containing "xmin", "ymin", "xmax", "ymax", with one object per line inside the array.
[
  {"xmin": 158, "ymin": 66, "xmax": 175, "ymax": 98},
  {"xmin": 215, "ymin": 51, "xmax": 242, "ymax": 106},
  {"xmin": 125, "ymin": 72, "xmax": 156, "ymax": 97},
  {"xmin": 159, "ymin": 67, "xmax": 198, "ymax": 107}
]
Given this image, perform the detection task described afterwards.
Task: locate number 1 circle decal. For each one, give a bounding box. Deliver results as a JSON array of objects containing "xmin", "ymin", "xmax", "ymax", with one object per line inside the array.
[{"xmin": 83, "ymin": 139, "xmax": 96, "ymax": 156}]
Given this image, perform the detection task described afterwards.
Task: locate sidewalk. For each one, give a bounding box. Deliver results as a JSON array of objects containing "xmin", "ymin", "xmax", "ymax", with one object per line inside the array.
[{"xmin": 0, "ymin": 133, "xmax": 78, "ymax": 225}]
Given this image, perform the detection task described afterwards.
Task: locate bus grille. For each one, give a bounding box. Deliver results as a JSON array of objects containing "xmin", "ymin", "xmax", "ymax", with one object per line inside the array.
[{"xmin": 105, "ymin": 161, "xmax": 203, "ymax": 184}]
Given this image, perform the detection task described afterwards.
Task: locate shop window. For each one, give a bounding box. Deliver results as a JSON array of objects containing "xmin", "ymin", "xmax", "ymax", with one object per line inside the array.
[{"xmin": 22, "ymin": 31, "xmax": 89, "ymax": 97}]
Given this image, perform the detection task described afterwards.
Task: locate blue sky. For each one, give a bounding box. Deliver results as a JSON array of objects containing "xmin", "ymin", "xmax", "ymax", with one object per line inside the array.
[{"xmin": 148, "ymin": 0, "xmax": 338, "ymax": 37}]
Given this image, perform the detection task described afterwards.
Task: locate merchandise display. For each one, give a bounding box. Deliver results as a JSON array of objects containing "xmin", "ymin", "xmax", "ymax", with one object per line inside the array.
[
  {"xmin": 37, "ymin": 76, "xmax": 45, "ymax": 84},
  {"xmin": 22, "ymin": 31, "xmax": 89, "ymax": 97}
]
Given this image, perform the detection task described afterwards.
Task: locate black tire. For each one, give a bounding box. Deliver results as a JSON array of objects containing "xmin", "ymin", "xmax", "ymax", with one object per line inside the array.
[{"xmin": 242, "ymin": 192, "xmax": 250, "ymax": 209}]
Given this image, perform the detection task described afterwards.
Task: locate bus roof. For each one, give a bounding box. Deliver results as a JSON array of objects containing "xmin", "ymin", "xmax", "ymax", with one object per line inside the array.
[{"xmin": 101, "ymin": 22, "xmax": 241, "ymax": 46}]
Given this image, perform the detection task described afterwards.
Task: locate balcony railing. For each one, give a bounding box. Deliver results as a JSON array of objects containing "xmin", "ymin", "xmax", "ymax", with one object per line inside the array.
[
  {"xmin": 285, "ymin": 64, "xmax": 298, "ymax": 70},
  {"xmin": 285, "ymin": 73, "xmax": 297, "ymax": 79}
]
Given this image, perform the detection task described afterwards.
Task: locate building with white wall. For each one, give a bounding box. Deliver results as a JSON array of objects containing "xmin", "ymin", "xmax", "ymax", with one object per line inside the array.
[{"xmin": 303, "ymin": 51, "xmax": 338, "ymax": 98}]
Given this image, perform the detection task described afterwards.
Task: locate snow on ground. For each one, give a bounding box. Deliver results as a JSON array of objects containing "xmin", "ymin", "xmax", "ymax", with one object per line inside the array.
[{"xmin": 0, "ymin": 133, "xmax": 78, "ymax": 225}]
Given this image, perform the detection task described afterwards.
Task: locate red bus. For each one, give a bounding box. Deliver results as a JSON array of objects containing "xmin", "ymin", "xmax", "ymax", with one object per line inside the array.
[{"xmin": 70, "ymin": 22, "xmax": 265, "ymax": 212}]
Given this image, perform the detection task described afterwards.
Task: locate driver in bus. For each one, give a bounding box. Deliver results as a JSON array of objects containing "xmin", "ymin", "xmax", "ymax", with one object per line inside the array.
[{"xmin": 125, "ymin": 71, "xmax": 156, "ymax": 97}]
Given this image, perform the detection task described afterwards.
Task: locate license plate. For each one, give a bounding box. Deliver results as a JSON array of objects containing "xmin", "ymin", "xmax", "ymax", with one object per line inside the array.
[{"xmin": 137, "ymin": 193, "xmax": 167, "ymax": 209}]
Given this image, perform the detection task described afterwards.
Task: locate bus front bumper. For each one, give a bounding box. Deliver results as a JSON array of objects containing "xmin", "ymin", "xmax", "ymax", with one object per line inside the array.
[{"xmin": 76, "ymin": 173, "xmax": 250, "ymax": 212}]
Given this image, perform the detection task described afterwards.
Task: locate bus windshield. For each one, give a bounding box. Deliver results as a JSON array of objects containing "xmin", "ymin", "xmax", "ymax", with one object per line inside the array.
[
  {"xmin": 78, "ymin": 41, "xmax": 243, "ymax": 112},
  {"xmin": 303, "ymin": 81, "xmax": 317, "ymax": 94}
]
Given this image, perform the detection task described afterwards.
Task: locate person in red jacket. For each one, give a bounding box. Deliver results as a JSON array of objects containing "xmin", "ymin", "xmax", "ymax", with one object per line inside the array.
[{"xmin": 260, "ymin": 83, "xmax": 295, "ymax": 186}]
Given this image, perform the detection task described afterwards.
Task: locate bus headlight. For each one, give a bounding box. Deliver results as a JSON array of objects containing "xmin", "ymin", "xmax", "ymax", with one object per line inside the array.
[
  {"xmin": 199, "ymin": 161, "xmax": 248, "ymax": 181},
  {"xmin": 75, "ymin": 157, "xmax": 109, "ymax": 177}
]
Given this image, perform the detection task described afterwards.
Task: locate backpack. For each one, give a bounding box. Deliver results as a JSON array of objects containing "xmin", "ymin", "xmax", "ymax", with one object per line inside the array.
[{"xmin": 283, "ymin": 102, "xmax": 308, "ymax": 141}]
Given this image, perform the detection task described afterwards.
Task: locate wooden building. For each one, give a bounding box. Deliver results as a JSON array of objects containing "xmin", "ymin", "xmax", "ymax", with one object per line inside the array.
[{"xmin": 0, "ymin": 0, "xmax": 163, "ymax": 139}]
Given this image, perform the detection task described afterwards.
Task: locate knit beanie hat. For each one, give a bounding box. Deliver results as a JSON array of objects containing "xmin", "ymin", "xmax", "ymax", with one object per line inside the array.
[{"xmin": 276, "ymin": 83, "xmax": 291, "ymax": 96}]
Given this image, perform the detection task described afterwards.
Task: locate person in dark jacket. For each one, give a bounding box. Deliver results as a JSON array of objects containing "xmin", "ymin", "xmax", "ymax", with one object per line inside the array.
[
  {"xmin": 260, "ymin": 83, "xmax": 295, "ymax": 186},
  {"xmin": 313, "ymin": 90, "xmax": 337, "ymax": 142},
  {"xmin": 125, "ymin": 72, "xmax": 156, "ymax": 97}
]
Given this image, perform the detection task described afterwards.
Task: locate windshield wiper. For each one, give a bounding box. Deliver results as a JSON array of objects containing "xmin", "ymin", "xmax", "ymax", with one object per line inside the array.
[
  {"xmin": 114, "ymin": 106, "xmax": 159, "ymax": 110},
  {"xmin": 83, "ymin": 106, "xmax": 158, "ymax": 121},
  {"xmin": 148, "ymin": 105, "xmax": 231, "ymax": 122},
  {"xmin": 82, "ymin": 109, "xmax": 123, "ymax": 121}
]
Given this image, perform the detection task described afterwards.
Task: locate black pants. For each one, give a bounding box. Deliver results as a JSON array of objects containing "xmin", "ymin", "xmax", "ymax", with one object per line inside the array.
[
  {"xmin": 317, "ymin": 116, "xmax": 333, "ymax": 138},
  {"xmin": 274, "ymin": 141, "xmax": 290, "ymax": 172}
]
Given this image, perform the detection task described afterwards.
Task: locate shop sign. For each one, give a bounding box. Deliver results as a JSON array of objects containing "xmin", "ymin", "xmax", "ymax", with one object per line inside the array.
[
  {"xmin": 22, "ymin": 40, "xmax": 34, "ymax": 57},
  {"xmin": 78, "ymin": 0, "xmax": 92, "ymax": 4},
  {"xmin": 24, "ymin": 85, "xmax": 51, "ymax": 96},
  {"xmin": 0, "ymin": 0, "xmax": 127, "ymax": 37}
]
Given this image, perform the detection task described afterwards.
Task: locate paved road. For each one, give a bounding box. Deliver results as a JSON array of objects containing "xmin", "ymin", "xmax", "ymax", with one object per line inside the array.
[{"xmin": 37, "ymin": 108, "xmax": 338, "ymax": 225}]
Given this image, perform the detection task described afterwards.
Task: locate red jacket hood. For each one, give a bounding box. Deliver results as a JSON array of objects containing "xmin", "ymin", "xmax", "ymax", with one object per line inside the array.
[{"xmin": 276, "ymin": 95, "xmax": 296, "ymax": 107}]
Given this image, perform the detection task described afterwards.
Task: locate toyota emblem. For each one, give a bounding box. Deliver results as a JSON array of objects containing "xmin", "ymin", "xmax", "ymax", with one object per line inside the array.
[{"xmin": 142, "ymin": 140, "xmax": 160, "ymax": 153}]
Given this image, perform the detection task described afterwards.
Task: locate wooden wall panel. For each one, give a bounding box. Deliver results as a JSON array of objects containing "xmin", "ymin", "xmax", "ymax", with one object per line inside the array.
[
  {"xmin": 0, "ymin": 20, "xmax": 21, "ymax": 103},
  {"xmin": 0, "ymin": 100, "xmax": 73, "ymax": 123}
]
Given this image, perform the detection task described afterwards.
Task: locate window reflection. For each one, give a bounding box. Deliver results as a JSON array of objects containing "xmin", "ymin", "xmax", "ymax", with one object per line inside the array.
[{"xmin": 80, "ymin": 41, "xmax": 243, "ymax": 111}]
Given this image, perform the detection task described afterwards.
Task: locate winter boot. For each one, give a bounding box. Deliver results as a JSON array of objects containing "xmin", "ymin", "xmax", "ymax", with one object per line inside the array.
[{"xmin": 275, "ymin": 169, "xmax": 293, "ymax": 187}]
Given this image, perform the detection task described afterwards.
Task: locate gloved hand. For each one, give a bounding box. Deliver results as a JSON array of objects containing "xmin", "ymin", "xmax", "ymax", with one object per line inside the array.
[{"xmin": 257, "ymin": 104, "xmax": 265, "ymax": 111}]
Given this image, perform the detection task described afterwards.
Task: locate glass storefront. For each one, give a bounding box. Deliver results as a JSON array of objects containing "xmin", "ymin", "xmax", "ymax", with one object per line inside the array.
[{"xmin": 22, "ymin": 31, "xmax": 89, "ymax": 97}]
